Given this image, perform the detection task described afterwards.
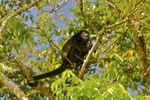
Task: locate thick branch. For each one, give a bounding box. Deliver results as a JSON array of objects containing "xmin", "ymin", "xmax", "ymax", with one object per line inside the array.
[
  {"xmin": 0, "ymin": 72, "xmax": 29, "ymax": 100},
  {"xmin": 132, "ymin": 33, "xmax": 149, "ymax": 73},
  {"xmin": 131, "ymin": 21, "xmax": 150, "ymax": 86}
]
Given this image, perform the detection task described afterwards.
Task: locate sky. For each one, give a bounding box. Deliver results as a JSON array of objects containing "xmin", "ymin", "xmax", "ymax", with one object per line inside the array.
[{"xmin": 26, "ymin": 0, "xmax": 76, "ymax": 29}]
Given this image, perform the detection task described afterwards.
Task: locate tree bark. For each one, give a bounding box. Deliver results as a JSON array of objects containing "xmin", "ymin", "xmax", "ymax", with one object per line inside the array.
[{"xmin": 131, "ymin": 21, "xmax": 150, "ymax": 86}]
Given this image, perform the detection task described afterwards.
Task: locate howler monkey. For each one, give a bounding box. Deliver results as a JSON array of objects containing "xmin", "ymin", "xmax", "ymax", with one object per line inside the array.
[{"xmin": 28, "ymin": 30, "xmax": 91, "ymax": 86}]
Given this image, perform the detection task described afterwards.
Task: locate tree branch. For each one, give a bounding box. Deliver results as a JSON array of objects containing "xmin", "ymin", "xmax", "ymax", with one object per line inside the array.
[
  {"xmin": 77, "ymin": 0, "xmax": 129, "ymax": 78},
  {"xmin": 35, "ymin": 86, "xmax": 56, "ymax": 99},
  {"xmin": 131, "ymin": 20, "xmax": 150, "ymax": 86},
  {"xmin": 105, "ymin": 1, "xmax": 121, "ymax": 15},
  {"xmin": 0, "ymin": 72, "xmax": 29, "ymax": 100},
  {"xmin": 0, "ymin": 0, "xmax": 40, "ymax": 34},
  {"xmin": 78, "ymin": 28, "xmax": 104, "ymax": 78},
  {"xmin": 98, "ymin": 27, "xmax": 128, "ymax": 58},
  {"xmin": 0, "ymin": 52, "xmax": 34, "ymax": 84},
  {"xmin": 0, "ymin": 52, "xmax": 55, "ymax": 98}
]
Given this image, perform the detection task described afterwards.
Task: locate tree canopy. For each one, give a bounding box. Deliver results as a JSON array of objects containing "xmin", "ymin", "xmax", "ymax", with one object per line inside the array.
[{"xmin": 0, "ymin": 0, "xmax": 150, "ymax": 100}]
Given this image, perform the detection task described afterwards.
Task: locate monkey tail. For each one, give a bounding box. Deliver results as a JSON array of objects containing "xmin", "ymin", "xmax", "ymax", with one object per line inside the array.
[
  {"xmin": 28, "ymin": 64, "xmax": 71, "ymax": 86},
  {"xmin": 28, "ymin": 65, "xmax": 66, "ymax": 86},
  {"xmin": 33, "ymin": 64, "xmax": 67, "ymax": 80}
]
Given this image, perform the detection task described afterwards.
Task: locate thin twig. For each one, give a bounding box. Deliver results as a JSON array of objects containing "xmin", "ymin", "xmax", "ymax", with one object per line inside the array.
[
  {"xmin": 0, "ymin": 0, "xmax": 40, "ymax": 33},
  {"xmin": 105, "ymin": 1, "xmax": 120, "ymax": 14},
  {"xmin": 98, "ymin": 28, "xmax": 128, "ymax": 58}
]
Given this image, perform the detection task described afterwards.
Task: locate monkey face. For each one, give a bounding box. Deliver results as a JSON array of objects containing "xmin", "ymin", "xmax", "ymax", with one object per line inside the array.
[{"xmin": 81, "ymin": 32, "xmax": 90, "ymax": 42}]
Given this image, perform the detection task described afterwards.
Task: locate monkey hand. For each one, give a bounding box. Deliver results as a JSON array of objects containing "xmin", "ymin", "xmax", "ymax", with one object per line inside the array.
[{"xmin": 71, "ymin": 63, "xmax": 77, "ymax": 68}]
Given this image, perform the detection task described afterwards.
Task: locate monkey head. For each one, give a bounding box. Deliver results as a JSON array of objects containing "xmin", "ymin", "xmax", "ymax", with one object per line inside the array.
[{"xmin": 80, "ymin": 30, "xmax": 90, "ymax": 42}]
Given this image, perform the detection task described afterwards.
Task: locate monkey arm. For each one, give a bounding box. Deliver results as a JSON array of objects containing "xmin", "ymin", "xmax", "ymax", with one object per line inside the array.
[{"xmin": 76, "ymin": 44, "xmax": 91, "ymax": 53}]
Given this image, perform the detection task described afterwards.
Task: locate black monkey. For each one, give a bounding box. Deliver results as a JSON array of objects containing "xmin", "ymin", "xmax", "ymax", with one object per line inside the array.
[{"xmin": 28, "ymin": 30, "xmax": 91, "ymax": 86}]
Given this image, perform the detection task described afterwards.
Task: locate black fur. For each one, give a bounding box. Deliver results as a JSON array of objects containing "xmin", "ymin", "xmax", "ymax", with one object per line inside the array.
[{"xmin": 28, "ymin": 30, "xmax": 91, "ymax": 86}]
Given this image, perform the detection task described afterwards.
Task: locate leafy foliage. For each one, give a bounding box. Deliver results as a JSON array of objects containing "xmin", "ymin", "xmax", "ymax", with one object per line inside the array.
[{"xmin": 0, "ymin": 0, "xmax": 150, "ymax": 99}]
